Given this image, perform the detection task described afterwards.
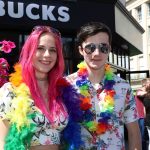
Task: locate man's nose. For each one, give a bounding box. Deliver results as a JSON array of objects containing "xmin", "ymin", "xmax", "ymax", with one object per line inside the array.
[{"xmin": 93, "ymin": 46, "xmax": 101, "ymax": 54}]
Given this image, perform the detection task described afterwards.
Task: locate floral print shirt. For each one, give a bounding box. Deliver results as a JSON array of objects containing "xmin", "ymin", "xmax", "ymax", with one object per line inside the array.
[
  {"xmin": 66, "ymin": 73, "xmax": 138, "ymax": 150},
  {"xmin": 0, "ymin": 83, "xmax": 68, "ymax": 146}
]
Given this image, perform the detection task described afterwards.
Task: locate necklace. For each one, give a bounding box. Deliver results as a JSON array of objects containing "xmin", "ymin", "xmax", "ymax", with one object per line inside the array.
[{"xmin": 76, "ymin": 61, "xmax": 116, "ymax": 135}]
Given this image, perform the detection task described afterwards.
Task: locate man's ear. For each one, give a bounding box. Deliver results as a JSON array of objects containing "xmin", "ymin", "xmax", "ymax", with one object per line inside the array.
[{"xmin": 79, "ymin": 46, "xmax": 83, "ymax": 56}]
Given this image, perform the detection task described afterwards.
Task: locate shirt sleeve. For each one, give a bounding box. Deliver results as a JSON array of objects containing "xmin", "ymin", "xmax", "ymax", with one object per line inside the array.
[
  {"xmin": 0, "ymin": 82, "xmax": 14, "ymax": 120},
  {"xmin": 124, "ymin": 85, "xmax": 138, "ymax": 124}
]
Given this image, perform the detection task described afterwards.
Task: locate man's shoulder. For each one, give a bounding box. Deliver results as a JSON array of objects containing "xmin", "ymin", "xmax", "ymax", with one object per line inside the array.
[
  {"xmin": 113, "ymin": 74, "xmax": 131, "ymax": 90},
  {"xmin": 113, "ymin": 74, "xmax": 129, "ymax": 84}
]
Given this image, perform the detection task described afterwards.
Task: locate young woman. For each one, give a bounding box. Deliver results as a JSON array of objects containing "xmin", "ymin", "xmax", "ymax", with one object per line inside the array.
[{"xmin": 0, "ymin": 26, "xmax": 81, "ymax": 150}]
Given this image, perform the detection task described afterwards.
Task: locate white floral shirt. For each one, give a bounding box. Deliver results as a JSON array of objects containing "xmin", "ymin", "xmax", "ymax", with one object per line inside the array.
[
  {"xmin": 0, "ymin": 82, "xmax": 68, "ymax": 146},
  {"xmin": 66, "ymin": 73, "xmax": 138, "ymax": 150}
]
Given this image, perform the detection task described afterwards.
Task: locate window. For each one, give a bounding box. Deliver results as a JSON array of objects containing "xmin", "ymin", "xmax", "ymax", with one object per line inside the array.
[
  {"xmin": 114, "ymin": 53, "xmax": 118, "ymax": 66},
  {"xmin": 118, "ymin": 55, "xmax": 122, "ymax": 67},
  {"xmin": 148, "ymin": 3, "xmax": 150, "ymax": 16},
  {"xmin": 139, "ymin": 56, "xmax": 144, "ymax": 70},
  {"xmin": 130, "ymin": 58, "xmax": 135, "ymax": 80},
  {"xmin": 130, "ymin": 58, "xmax": 136, "ymax": 79},
  {"xmin": 125, "ymin": 55, "xmax": 129, "ymax": 70},
  {"xmin": 62, "ymin": 37, "xmax": 83, "ymax": 75},
  {"xmin": 118, "ymin": 50, "xmax": 126, "ymax": 69},
  {"xmin": 108, "ymin": 52, "xmax": 113, "ymax": 63},
  {"xmin": 137, "ymin": 6, "xmax": 142, "ymax": 21},
  {"xmin": 139, "ymin": 56, "xmax": 146, "ymax": 78},
  {"xmin": 122, "ymin": 52, "xmax": 125, "ymax": 68},
  {"xmin": 148, "ymin": 26, "xmax": 150, "ymax": 44},
  {"xmin": 62, "ymin": 37, "xmax": 73, "ymax": 75},
  {"xmin": 112, "ymin": 47, "xmax": 118, "ymax": 66},
  {"xmin": 18, "ymin": 34, "xmax": 30, "ymax": 54},
  {"xmin": 130, "ymin": 58, "xmax": 134, "ymax": 72}
]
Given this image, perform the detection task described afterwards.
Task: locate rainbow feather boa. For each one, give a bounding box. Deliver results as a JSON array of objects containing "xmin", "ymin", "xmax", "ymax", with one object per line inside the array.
[
  {"xmin": 3, "ymin": 63, "xmax": 83, "ymax": 150},
  {"xmin": 4, "ymin": 64, "xmax": 37, "ymax": 150},
  {"xmin": 76, "ymin": 61, "xmax": 116, "ymax": 135}
]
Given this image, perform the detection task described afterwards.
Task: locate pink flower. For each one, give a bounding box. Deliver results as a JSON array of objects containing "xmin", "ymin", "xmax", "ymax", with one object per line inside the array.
[
  {"xmin": 0, "ymin": 69, "xmax": 8, "ymax": 76},
  {"xmin": 0, "ymin": 40, "xmax": 15, "ymax": 87},
  {"xmin": 0, "ymin": 58, "xmax": 9, "ymax": 69},
  {"xmin": 0, "ymin": 68, "xmax": 8, "ymax": 87},
  {"xmin": 0, "ymin": 40, "xmax": 16, "ymax": 53}
]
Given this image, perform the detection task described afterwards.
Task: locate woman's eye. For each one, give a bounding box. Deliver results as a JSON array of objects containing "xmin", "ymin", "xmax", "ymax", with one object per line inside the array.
[
  {"xmin": 49, "ymin": 48, "xmax": 57, "ymax": 53},
  {"xmin": 37, "ymin": 47, "xmax": 45, "ymax": 51},
  {"xmin": 37, "ymin": 47, "xmax": 57, "ymax": 53}
]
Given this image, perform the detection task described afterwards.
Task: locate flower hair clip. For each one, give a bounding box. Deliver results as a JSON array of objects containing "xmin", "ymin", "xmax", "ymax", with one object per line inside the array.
[{"xmin": 0, "ymin": 40, "xmax": 16, "ymax": 87}]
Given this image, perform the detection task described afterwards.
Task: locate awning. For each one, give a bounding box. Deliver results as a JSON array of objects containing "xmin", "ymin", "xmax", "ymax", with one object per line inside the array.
[{"xmin": 115, "ymin": 1, "xmax": 144, "ymax": 56}]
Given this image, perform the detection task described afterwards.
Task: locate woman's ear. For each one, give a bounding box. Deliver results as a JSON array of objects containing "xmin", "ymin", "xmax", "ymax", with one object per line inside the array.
[{"xmin": 79, "ymin": 46, "xmax": 83, "ymax": 56}]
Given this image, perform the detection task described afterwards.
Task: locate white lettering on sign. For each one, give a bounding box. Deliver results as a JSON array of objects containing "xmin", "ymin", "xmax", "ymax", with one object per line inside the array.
[
  {"xmin": 26, "ymin": 4, "xmax": 40, "ymax": 20},
  {"xmin": 0, "ymin": 1, "xmax": 70, "ymax": 22},
  {"xmin": 8, "ymin": 2, "xmax": 23, "ymax": 18},
  {"xmin": 42, "ymin": 5, "xmax": 56, "ymax": 21},
  {"xmin": 58, "ymin": 6, "xmax": 70, "ymax": 22},
  {"xmin": 0, "ymin": 1, "xmax": 5, "ymax": 16}
]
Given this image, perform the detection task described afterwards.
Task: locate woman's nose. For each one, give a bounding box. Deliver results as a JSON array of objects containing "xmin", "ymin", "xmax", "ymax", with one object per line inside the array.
[{"xmin": 43, "ymin": 49, "xmax": 50, "ymax": 57}]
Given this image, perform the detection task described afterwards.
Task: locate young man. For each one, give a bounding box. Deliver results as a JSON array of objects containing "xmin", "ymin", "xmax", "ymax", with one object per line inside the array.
[{"xmin": 66, "ymin": 22, "xmax": 141, "ymax": 150}]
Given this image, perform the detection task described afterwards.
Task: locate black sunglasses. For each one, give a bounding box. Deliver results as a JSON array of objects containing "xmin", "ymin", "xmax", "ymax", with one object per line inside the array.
[
  {"xmin": 32, "ymin": 26, "xmax": 61, "ymax": 37},
  {"xmin": 83, "ymin": 43, "xmax": 110, "ymax": 54}
]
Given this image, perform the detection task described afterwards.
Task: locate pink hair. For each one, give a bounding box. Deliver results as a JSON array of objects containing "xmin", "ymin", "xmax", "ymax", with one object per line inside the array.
[{"xmin": 19, "ymin": 27, "xmax": 67, "ymax": 123}]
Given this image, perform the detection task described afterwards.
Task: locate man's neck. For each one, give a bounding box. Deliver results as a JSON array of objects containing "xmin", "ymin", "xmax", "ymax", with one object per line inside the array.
[{"xmin": 87, "ymin": 66, "xmax": 105, "ymax": 84}]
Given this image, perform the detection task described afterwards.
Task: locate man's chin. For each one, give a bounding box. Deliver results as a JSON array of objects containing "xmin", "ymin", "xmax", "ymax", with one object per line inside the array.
[{"xmin": 89, "ymin": 65, "xmax": 105, "ymax": 71}]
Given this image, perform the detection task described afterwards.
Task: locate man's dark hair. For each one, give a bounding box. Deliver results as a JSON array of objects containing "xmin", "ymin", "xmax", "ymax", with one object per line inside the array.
[{"xmin": 77, "ymin": 22, "xmax": 112, "ymax": 47}]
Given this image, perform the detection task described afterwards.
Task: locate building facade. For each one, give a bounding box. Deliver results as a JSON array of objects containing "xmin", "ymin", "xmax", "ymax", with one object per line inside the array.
[
  {"xmin": 126, "ymin": 0, "xmax": 150, "ymax": 89},
  {"xmin": 0, "ymin": 0, "xmax": 144, "ymax": 80}
]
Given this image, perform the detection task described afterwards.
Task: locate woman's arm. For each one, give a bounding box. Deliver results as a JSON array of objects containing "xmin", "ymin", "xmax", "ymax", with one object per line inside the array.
[
  {"xmin": 126, "ymin": 121, "xmax": 142, "ymax": 150},
  {"xmin": 0, "ymin": 120, "xmax": 9, "ymax": 150}
]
